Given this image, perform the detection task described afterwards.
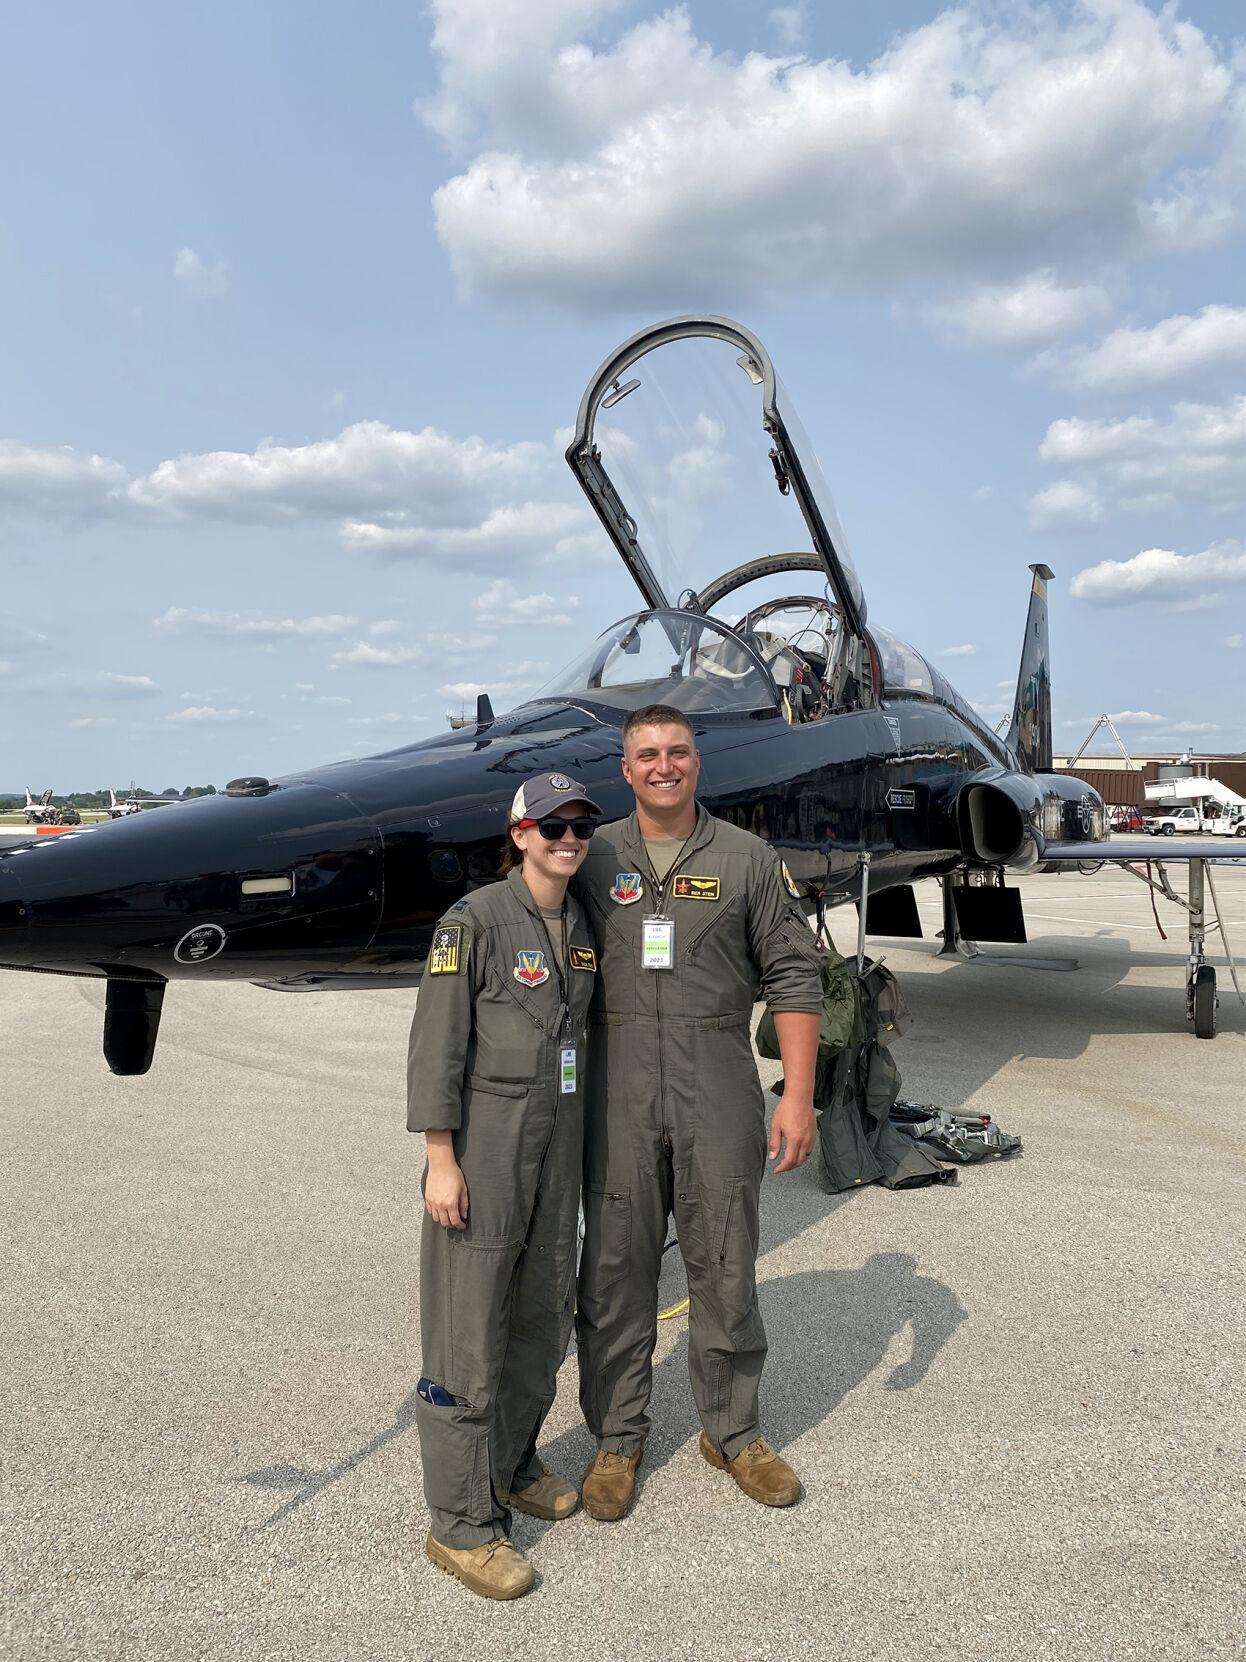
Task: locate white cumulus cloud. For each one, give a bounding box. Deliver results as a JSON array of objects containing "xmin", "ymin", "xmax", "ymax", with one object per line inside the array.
[
  {"xmin": 168, "ymin": 705, "xmax": 253, "ymax": 723},
  {"xmin": 471, "ymin": 578, "xmax": 580, "ymax": 628},
  {"xmin": 154, "ymin": 608, "xmax": 360, "ymax": 641},
  {"xmin": 1027, "ymin": 480, "xmax": 1104, "ymax": 530},
  {"xmin": 1104, "ymin": 709, "xmax": 1166, "ymax": 724},
  {"xmin": 1036, "ymin": 304, "xmax": 1246, "ymax": 393},
  {"xmin": 426, "ymin": 0, "xmax": 1244, "ymax": 308},
  {"xmin": 342, "ymin": 500, "xmax": 597, "ymax": 566},
  {"xmin": 1035, "ymin": 396, "xmax": 1246, "ymax": 518},
  {"xmin": 173, "ymin": 247, "xmax": 230, "ymax": 300},
  {"xmin": 928, "ymin": 270, "xmax": 1113, "ymax": 349},
  {"xmin": 1070, "ymin": 542, "xmax": 1246, "ymax": 603},
  {"xmin": 128, "ymin": 421, "xmax": 545, "ymax": 525},
  {"xmin": 0, "ymin": 439, "xmax": 128, "ymax": 519},
  {"xmin": 941, "ymin": 643, "xmax": 975, "ymax": 658}
]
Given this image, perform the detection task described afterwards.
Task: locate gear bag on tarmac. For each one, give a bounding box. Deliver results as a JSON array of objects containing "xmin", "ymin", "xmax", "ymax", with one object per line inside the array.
[{"xmin": 756, "ymin": 935, "xmax": 1019, "ymax": 1192}]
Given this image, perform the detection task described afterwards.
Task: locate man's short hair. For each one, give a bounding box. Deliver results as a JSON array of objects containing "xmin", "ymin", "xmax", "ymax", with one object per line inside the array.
[{"xmin": 622, "ymin": 704, "xmax": 696, "ymax": 749}]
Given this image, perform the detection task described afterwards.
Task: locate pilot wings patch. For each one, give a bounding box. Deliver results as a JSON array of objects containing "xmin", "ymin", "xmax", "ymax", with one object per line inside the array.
[{"xmin": 672, "ymin": 874, "xmax": 720, "ymax": 901}]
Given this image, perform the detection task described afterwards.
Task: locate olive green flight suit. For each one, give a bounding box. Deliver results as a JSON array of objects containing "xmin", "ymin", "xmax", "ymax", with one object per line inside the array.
[
  {"xmin": 407, "ymin": 869, "xmax": 596, "ymax": 1549},
  {"xmin": 574, "ymin": 807, "xmax": 823, "ymax": 1461}
]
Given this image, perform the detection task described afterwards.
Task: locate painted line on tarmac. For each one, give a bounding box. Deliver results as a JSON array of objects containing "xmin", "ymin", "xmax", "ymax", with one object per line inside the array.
[{"xmin": 1028, "ymin": 910, "xmax": 1246, "ymax": 930}]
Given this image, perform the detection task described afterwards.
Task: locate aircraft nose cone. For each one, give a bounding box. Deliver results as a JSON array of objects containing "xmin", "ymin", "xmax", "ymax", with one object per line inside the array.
[
  {"xmin": 0, "ymin": 786, "xmax": 384, "ymax": 983},
  {"xmin": 0, "ymin": 849, "xmax": 34, "ymax": 963}
]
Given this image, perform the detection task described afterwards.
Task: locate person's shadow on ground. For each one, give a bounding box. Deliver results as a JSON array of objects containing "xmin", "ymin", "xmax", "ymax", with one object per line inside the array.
[{"xmin": 527, "ymin": 1248, "xmax": 966, "ymax": 1538}]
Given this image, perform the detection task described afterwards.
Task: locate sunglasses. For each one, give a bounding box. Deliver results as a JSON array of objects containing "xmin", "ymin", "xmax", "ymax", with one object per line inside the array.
[{"xmin": 518, "ymin": 816, "xmax": 598, "ymax": 841}]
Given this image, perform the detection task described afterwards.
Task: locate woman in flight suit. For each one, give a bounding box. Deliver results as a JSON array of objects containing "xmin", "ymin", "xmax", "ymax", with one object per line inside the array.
[{"xmin": 407, "ymin": 771, "xmax": 601, "ymax": 1601}]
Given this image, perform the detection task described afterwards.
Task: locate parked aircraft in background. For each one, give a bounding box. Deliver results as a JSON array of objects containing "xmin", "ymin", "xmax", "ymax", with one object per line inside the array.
[
  {"xmin": 22, "ymin": 789, "xmax": 57, "ymax": 825},
  {"xmin": 108, "ymin": 789, "xmax": 182, "ymax": 819},
  {"xmin": 0, "ymin": 315, "xmax": 1241, "ymax": 1076}
]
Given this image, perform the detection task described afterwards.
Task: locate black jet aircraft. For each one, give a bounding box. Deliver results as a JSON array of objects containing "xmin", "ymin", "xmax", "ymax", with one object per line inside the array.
[{"xmin": 1, "ymin": 315, "xmax": 1239, "ymax": 1073}]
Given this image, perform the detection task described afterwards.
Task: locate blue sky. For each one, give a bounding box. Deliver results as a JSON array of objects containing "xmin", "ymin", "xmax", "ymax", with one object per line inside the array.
[{"xmin": 2, "ymin": 0, "xmax": 1244, "ymax": 787}]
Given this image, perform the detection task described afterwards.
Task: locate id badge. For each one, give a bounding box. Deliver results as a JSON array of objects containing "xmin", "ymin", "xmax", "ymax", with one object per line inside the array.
[
  {"xmin": 641, "ymin": 915, "xmax": 675, "ymax": 971},
  {"xmin": 560, "ymin": 1046, "xmax": 577, "ymax": 1094}
]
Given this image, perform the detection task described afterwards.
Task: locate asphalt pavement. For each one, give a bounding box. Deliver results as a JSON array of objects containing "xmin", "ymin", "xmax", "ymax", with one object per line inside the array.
[{"xmin": 3, "ymin": 863, "xmax": 1244, "ymax": 1662}]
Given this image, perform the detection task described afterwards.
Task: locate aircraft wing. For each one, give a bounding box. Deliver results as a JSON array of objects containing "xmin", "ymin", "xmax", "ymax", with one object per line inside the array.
[{"xmin": 1041, "ymin": 838, "xmax": 1246, "ymax": 864}]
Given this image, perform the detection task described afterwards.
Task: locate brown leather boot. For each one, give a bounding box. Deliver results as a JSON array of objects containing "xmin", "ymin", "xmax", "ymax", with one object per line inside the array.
[
  {"xmin": 504, "ymin": 1469, "xmax": 580, "ymax": 1521},
  {"xmin": 425, "ymin": 1533, "xmax": 535, "ymax": 1600},
  {"xmin": 581, "ymin": 1448, "xmax": 643, "ymax": 1521},
  {"xmin": 699, "ymin": 1433, "xmax": 802, "ymax": 1507}
]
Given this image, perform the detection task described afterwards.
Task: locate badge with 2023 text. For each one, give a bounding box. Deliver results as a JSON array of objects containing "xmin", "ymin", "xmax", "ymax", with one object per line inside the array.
[{"xmin": 641, "ymin": 916, "xmax": 675, "ymax": 971}]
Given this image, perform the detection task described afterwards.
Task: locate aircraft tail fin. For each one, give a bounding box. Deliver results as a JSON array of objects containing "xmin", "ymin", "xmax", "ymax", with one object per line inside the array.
[{"xmin": 1006, "ymin": 564, "xmax": 1054, "ymax": 774}]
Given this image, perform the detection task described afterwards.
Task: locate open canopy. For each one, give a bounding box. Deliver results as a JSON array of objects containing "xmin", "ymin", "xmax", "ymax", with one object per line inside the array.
[{"xmin": 565, "ymin": 316, "xmax": 867, "ymax": 635}]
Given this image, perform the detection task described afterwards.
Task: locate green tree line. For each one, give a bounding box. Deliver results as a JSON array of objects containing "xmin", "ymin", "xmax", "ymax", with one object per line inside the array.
[{"xmin": 0, "ymin": 785, "xmax": 218, "ymax": 811}]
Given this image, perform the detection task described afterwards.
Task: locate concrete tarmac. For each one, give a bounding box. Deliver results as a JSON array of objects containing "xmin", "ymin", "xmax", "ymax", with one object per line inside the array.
[{"xmin": 3, "ymin": 864, "xmax": 1244, "ymax": 1662}]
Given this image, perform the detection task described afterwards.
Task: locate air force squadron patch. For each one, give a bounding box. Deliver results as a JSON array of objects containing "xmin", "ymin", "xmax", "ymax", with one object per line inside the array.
[
  {"xmin": 672, "ymin": 874, "xmax": 720, "ymax": 901},
  {"xmin": 610, "ymin": 872, "xmax": 644, "ymax": 905},
  {"xmin": 428, "ymin": 924, "xmax": 463, "ymax": 975},
  {"xmin": 514, "ymin": 949, "xmax": 551, "ymax": 987},
  {"xmin": 568, "ymin": 944, "xmax": 597, "ymax": 972},
  {"xmin": 781, "ymin": 861, "xmax": 801, "ymax": 900}
]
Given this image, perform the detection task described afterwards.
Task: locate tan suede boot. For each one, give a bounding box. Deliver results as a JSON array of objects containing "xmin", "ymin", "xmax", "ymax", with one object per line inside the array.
[
  {"xmin": 425, "ymin": 1533, "xmax": 535, "ymax": 1600},
  {"xmin": 504, "ymin": 1469, "xmax": 580, "ymax": 1521},
  {"xmin": 699, "ymin": 1433, "xmax": 802, "ymax": 1507},
  {"xmin": 581, "ymin": 1448, "xmax": 643, "ymax": 1521}
]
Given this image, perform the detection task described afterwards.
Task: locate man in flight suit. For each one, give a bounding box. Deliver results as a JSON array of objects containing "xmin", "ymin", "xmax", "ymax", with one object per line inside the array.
[{"xmin": 574, "ymin": 705, "xmax": 823, "ymax": 1520}]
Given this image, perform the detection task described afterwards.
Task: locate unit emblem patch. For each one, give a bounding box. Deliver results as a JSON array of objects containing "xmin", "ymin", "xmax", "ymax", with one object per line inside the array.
[
  {"xmin": 672, "ymin": 874, "xmax": 720, "ymax": 902},
  {"xmin": 548, "ymin": 773, "xmax": 573, "ymax": 791},
  {"xmin": 428, "ymin": 924, "xmax": 463, "ymax": 975},
  {"xmin": 568, "ymin": 944, "xmax": 597, "ymax": 972},
  {"xmin": 781, "ymin": 861, "xmax": 801, "ymax": 900},
  {"xmin": 514, "ymin": 949, "xmax": 551, "ymax": 987},
  {"xmin": 609, "ymin": 872, "xmax": 644, "ymax": 905}
]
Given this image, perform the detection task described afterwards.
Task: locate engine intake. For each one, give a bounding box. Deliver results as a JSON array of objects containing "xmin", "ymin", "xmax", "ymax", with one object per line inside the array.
[{"xmin": 958, "ymin": 772, "xmax": 1104, "ymax": 869}]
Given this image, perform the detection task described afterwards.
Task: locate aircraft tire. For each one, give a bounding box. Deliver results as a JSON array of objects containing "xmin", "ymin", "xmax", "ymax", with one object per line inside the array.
[{"xmin": 1193, "ymin": 966, "xmax": 1217, "ymax": 1040}]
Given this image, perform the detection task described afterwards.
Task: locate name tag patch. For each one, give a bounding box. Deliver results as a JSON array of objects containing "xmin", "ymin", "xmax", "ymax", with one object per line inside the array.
[
  {"xmin": 672, "ymin": 874, "xmax": 720, "ymax": 902},
  {"xmin": 428, "ymin": 924, "xmax": 463, "ymax": 975},
  {"xmin": 569, "ymin": 944, "xmax": 597, "ymax": 972},
  {"xmin": 513, "ymin": 949, "xmax": 550, "ymax": 988}
]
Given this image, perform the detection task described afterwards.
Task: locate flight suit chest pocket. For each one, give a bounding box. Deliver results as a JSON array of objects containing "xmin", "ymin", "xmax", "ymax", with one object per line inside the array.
[
  {"xmin": 472, "ymin": 975, "xmax": 545, "ymax": 1085},
  {"xmin": 679, "ymin": 897, "xmax": 747, "ymax": 1017}
]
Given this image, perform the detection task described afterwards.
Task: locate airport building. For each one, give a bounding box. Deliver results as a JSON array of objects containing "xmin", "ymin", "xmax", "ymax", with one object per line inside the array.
[{"xmin": 1055, "ymin": 749, "xmax": 1246, "ymax": 808}]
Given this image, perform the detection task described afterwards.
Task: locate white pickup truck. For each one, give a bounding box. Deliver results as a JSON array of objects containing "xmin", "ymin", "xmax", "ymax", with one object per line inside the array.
[{"xmin": 1147, "ymin": 803, "xmax": 1246, "ymax": 837}]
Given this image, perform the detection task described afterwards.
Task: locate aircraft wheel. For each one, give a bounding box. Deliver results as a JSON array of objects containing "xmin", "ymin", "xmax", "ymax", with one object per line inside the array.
[
  {"xmin": 1193, "ymin": 966, "xmax": 1217, "ymax": 1040},
  {"xmin": 1162, "ymin": 824, "xmax": 1175, "ymax": 836}
]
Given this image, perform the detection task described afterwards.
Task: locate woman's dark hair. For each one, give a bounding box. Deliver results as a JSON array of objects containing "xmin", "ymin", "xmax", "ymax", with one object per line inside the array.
[{"xmin": 498, "ymin": 824, "xmax": 524, "ymax": 877}]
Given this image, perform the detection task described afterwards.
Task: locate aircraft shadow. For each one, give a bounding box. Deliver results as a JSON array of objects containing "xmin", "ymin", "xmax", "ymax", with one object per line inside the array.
[{"xmin": 875, "ymin": 932, "xmax": 1244, "ymax": 1114}]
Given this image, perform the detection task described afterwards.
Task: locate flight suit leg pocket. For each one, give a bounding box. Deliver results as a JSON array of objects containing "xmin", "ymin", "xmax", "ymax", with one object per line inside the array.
[
  {"xmin": 580, "ymin": 1185, "xmax": 631, "ymax": 1297},
  {"xmin": 416, "ymin": 1394, "xmax": 493, "ymax": 1531},
  {"xmin": 445, "ymin": 1238, "xmax": 518, "ymax": 1401},
  {"xmin": 715, "ymin": 1176, "xmax": 765, "ymax": 1350}
]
